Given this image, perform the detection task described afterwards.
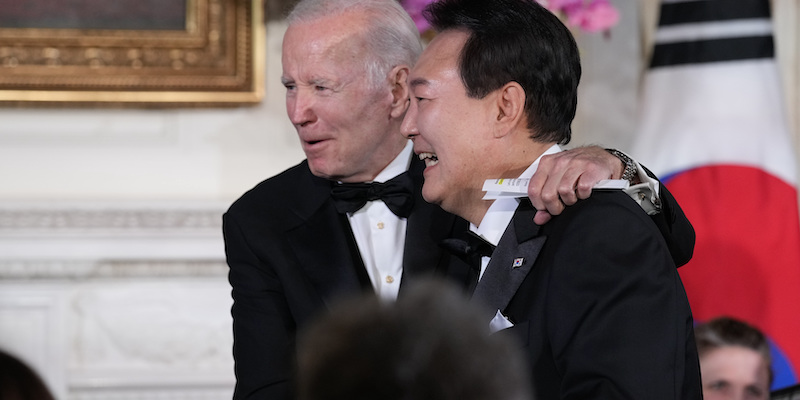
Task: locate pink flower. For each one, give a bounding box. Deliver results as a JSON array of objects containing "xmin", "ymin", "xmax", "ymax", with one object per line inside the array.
[
  {"xmin": 563, "ymin": 0, "xmax": 620, "ymax": 33},
  {"xmin": 542, "ymin": 0, "xmax": 582, "ymax": 11},
  {"xmin": 402, "ymin": 0, "xmax": 619, "ymax": 35},
  {"xmin": 581, "ymin": 0, "xmax": 620, "ymax": 32},
  {"xmin": 401, "ymin": 0, "xmax": 433, "ymax": 34}
]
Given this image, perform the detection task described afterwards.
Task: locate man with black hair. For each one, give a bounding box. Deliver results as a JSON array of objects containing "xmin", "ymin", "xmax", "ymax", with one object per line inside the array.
[{"xmin": 401, "ymin": 0, "xmax": 702, "ymax": 397}]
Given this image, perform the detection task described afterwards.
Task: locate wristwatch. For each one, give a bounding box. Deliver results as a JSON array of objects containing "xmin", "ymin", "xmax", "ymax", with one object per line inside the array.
[{"xmin": 605, "ymin": 148, "xmax": 638, "ymax": 184}]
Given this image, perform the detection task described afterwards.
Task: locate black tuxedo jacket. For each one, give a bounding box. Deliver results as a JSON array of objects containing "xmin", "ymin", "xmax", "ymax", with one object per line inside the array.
[
  {"xmin": 223, "ymin": 157, "xmax": 472, "ymax": 399},
  {"xmin": 472, "ymin": 194, "xmax": 702, "ymax": 399},
  {"xmin": 224, "ymin": 157, "xmax": 695, "ymax": 400}
]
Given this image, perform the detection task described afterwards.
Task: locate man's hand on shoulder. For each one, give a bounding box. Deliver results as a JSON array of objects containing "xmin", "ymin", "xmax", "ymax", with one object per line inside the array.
[{"xmin": 528, "ymin": 146, "xmax": 623, "ymax": 225}]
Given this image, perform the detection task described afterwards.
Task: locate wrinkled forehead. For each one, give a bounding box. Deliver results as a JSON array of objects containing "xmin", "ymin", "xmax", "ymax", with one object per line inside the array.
[{"xmin": 284, "ymin": 12, "xmax": 371, "ymax": 63}]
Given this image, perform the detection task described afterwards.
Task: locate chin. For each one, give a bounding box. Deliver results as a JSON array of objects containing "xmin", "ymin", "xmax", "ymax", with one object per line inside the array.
[
  {"xmin": 307, "ymin": 163, "xmax": 336, "ymax": 180},
  {"xmin": 423, "ymin": 188, "xmax": 456, "ymax": 216},
  {"xmin": 421, "ymin": 186, "xmax": 443, "ymax": 207}
]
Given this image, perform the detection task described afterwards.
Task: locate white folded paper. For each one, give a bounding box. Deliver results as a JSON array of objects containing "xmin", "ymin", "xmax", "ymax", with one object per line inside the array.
[{"xmin": 482, "ymin": 178, "xmax": 629, "ymax": 200}]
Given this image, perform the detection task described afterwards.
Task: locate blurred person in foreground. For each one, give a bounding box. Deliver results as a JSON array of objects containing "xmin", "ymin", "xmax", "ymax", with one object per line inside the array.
[
  {"xmin": 0, "ymin": 349, "xmax": 55, "ymax": 400},
  {"xmin": 401, "ymin": 0, "xmax": 701, "ymax": 397},
  {"xmin": 296, "ymin": 278, "xmax": 533, "ymax": 400},
  {"xmin": 695, "ymin": 316, "xmax": 773, "ymax": 400}
]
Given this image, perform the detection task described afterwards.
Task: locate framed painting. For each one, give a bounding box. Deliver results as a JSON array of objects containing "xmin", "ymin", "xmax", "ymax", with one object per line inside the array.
[{"xmin": 0, "ymin": 0, "xmax": 264, "ymax": 107}]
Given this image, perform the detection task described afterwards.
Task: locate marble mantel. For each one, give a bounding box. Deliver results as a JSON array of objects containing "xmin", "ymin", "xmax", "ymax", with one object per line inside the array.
[{"xmin": 0, "ymin": 201, "xmax": 235, "ymax": 400}]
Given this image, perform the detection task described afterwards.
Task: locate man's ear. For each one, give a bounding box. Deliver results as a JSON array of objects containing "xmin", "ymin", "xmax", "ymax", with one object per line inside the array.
[
  {"xmin": 493, "ymin": 81, "xmax": 526, "ymax": 138},
  {"xmin": 389, "ymin": 65, "xmax": 411, "ymax": 119}
]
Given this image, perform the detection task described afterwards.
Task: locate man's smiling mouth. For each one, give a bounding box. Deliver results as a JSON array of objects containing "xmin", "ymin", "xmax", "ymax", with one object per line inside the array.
[
  {"xmin": 419, "ymin": 152, "xmax": 439, "ymax": 167},
  {"xmin": 302, "ymin": 137, "xmax": 329, "ymax": 147}
]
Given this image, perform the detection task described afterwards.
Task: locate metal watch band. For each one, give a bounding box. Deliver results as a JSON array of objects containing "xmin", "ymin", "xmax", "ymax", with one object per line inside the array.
[{"xmin": 605, "ymin": 148, "xmax": 638, "ymax": 183}]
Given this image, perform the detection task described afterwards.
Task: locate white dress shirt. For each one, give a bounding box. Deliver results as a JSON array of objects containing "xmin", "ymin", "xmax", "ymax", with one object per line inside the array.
[{"xmin": 346, "ymin": 140, "xmax": 414, "ymax": 301}]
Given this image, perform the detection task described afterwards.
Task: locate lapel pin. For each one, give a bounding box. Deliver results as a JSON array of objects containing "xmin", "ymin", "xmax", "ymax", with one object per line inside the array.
[{"xmin": 512, "ymin": 258, "xmax": 524, "ymax": 268}]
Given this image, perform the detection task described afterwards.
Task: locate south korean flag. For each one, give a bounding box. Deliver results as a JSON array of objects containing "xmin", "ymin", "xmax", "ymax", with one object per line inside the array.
[{"xmin": 633, "ymin": 0, "xmax": 800, "ymax": 390}]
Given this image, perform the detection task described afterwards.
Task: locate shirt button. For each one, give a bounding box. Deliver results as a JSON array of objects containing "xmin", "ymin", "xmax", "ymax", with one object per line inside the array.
[
  {"xmin": 377, "ymin": 222, "xmax": 385, "ymax": 229},
  {"xmin": 385, "ymin": 275, "xmax": 394, "ymax": 284}
]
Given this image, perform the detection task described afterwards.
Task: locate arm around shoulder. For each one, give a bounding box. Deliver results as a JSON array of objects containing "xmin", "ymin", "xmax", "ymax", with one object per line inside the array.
[{"xmin": 639, "ymin": 165, "xmax": 695, "ymax": 267}]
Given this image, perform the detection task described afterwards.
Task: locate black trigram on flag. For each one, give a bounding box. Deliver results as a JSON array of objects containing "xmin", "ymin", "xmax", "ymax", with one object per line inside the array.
[{"xmin": 650, "ymin": 0, "xmax": 774, "ymax": 68}]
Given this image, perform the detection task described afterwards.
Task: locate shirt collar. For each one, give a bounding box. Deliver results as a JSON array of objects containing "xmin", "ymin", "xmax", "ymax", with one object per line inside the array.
[{"xmin": 472, "ymin": 144, "xmax": 562, "ymax": 245}]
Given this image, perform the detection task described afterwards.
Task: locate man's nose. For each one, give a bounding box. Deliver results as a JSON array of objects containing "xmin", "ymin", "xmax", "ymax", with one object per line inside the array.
[
  {"xmin": 288, "ymin": 90, "xmax": 316, "ymax": 126},
  {"xmin": 400, "ymin": 100, "xmax": 418, "ymax": 139}
]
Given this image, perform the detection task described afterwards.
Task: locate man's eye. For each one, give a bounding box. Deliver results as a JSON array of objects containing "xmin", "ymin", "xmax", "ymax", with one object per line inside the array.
[
  {"xmin": 745, "ymin": 386, "xmax": 765, "ymax": 397},
  {"xmin": 709, "ymin": 381, "xmax": 728, "ymax": 390},
  {"xmin": 315, "ymin": 86, "xmax": 329, "ymax": 91},
  {"xmin": 283, "ymin": 83, "xmax": 296, "ymax": 91}
]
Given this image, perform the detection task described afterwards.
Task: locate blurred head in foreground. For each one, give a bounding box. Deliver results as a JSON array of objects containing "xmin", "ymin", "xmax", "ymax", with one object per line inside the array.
[
  {"xmin": 0, "ymin": 349, "xmax": 55, "ymax": 400},
  {"xmin": 296, "ymin": 278, "xmax": 533, "ymax": 400}
]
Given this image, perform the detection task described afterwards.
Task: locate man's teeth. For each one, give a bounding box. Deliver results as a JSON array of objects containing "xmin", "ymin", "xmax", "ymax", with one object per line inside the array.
[{"xmin": 418, "ymin": 152, "xmax": 439, "ymax": 167}]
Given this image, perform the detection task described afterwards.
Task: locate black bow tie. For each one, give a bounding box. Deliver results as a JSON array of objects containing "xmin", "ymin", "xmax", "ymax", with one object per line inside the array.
[
  {"xmin": 440, "ymin": 231, "xmax": 496, "ymax": 272},
  {"xmin": 330, "ymin": 172, "xmax": 415, "ymax": 218}
]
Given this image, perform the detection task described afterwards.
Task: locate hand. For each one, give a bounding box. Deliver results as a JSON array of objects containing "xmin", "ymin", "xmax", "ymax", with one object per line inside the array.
[{"xmin": 528, "ymin": 146, "xmax": 623, "ymax": 224}]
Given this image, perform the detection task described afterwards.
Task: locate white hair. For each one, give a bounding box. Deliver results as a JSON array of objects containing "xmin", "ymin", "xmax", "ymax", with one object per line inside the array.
[{"xmin": 287, "ymin": 0, "xmax": 423, "ymax": 89}]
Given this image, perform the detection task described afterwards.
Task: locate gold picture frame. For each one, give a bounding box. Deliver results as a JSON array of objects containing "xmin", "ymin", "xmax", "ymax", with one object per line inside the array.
[{"xmin": 0, "ymin": 0, "xmax": 264, "ymax": 107}]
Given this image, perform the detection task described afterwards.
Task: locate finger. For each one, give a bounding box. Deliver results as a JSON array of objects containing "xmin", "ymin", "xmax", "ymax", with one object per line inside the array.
[
  {"xmin": 540, "ymin": 170, "xmax": 568, "ymax": 215},
  {"xmin": 556, "ymin": 167, "xmax": 584, "ymax": 205},
  {"xmin": 535, "ymin": 155, "xmax": 573, "ymax": 214},
  {"xmin": 574, "ymin": 175, "xmax": 594, "ymax": 199},
  {"xmin": 527, "ymin": 154, "xmax": 560, "ymax": 211},
  {"xmin": 527, "ymin": 171, "xmax": 548, "ymax": 212},
  {"xmin": 533, "ymin": 209, "xmax": 552, "ymax": 225}
]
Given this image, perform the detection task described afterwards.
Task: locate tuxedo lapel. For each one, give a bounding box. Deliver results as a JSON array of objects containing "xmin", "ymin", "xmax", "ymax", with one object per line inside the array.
[
  {"xmin": 285, "ymin": 169, "xmax": 368, "ymax": 306},
  {"xmin": 472, "ymin": 199, "xmax": 546, "ymax": 322}
]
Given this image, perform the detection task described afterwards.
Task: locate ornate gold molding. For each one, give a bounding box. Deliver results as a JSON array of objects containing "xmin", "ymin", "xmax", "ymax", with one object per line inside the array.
[{"xmin": 0, "ymin": 0, "xmax": 264, "ymax": 106}]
